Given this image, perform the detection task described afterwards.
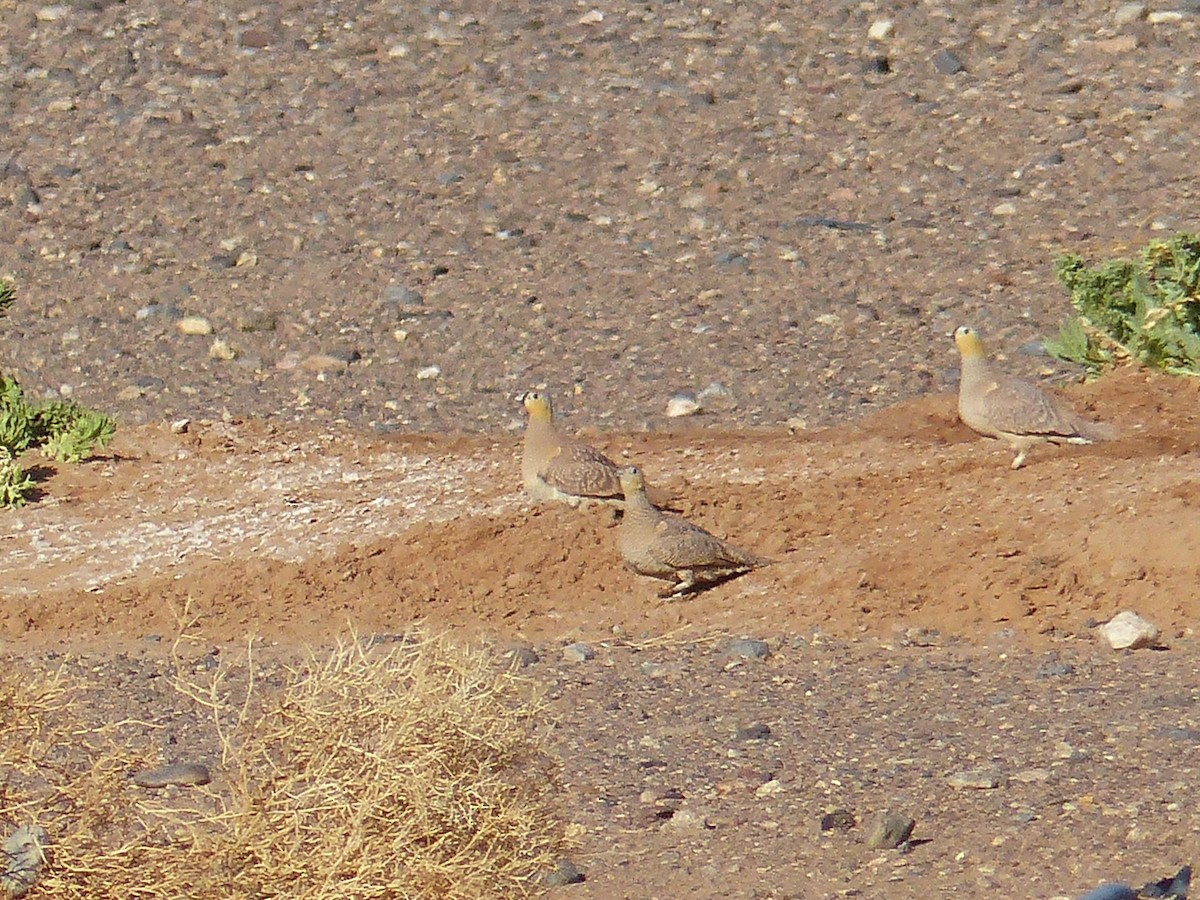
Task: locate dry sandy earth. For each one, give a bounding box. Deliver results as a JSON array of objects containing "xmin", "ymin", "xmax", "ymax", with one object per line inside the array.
[
  {"xmin": 2, "ymin": 369, "xmax": 1199, "ymax": 898},
  {"xmin": 3, "ymin": 0, "xmax": 1200, "ymax": 896}
]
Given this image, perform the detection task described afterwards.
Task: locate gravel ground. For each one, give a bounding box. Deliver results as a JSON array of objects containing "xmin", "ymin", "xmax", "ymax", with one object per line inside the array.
[{"xmin": 3, "ymin": 0, "xmax": 1199, "ymax": 433}]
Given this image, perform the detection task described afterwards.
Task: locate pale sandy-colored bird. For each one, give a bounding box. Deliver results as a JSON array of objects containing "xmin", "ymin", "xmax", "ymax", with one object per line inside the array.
[
  {"xmin": 520, "ymin": 391, "xmax": 627, "ymax": 507},
  {"xmin": 617, "ymin": 466, "xmax": 769, "ymax": 597},
  {"xmin": 954, "ymin": 325, "xmax": 1116, "ymax": 469}
]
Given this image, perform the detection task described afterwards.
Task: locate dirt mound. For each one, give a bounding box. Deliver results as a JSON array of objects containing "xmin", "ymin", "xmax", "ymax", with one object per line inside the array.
[{"xmin": 1, "ymin": 368, "xmax": 1195, "ymax": 651}]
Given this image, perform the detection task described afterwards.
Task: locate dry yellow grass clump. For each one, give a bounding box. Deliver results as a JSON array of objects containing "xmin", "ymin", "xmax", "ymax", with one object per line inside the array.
[{"xmin": 0, "ymin": 635, "xmax": 568, "ymax": 899}]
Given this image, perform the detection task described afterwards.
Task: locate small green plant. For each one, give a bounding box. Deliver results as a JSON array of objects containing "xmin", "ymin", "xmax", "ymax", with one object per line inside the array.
[
  {"xmin": 0, "ymin": 374, "xmax": 117, "ymax": 508},
  {"xmin": 0, "ymin": 447, "xmax": 36, "ymax": 507},
  {"xmin": 0, "ymin": 278, "xmax": 14, "ymax": 317},
  {"xmin": 1047, "ymin": 233, "xmax": 1200, "ymax": 376}
]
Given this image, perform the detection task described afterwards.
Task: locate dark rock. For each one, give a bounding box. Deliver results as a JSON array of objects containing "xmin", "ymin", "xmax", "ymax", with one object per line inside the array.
[
  {"xmin": 866, "ymin": 810, "xmax": 916, "ymax": 849},
  {"xmin": 543, "ymin": 858, "xmax": 585, "ymax": 886},
  {"xmin": 932, "ymin": 49, "xmax": 965, "ymax": 75},
  {"xmin": 726, "ymin": 638, "xmax": 771, "ymax": 660},
  {"xmin": 820, "ymin": 809, "xmax": 857, "ymax": 832},
  {"xmin": 735, "ymin": 722, "xmax": 771, "ymax": 741}
]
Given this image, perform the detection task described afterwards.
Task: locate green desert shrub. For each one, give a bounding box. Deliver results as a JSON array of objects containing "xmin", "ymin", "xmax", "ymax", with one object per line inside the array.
[
  {"xmin": 0, "ymin": 279, "xmax": 117, "ymax": 506},
  {"xmin": 1047, "ymin": 232, "xmax": 1200, "ymax": 376}
]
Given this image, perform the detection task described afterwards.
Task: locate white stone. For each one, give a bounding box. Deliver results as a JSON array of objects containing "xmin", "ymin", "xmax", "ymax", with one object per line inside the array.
[
  {"xmin": 1114, "ymin": 3, "xmax": 1146, "ymax": 25},
  {"xmin": 868, "ymin": 19, "xmax": 894, "ymax": 41},
  {"xmin": 578, "ymin": 9, "xmax": 603, "ymax": 25},
  {"xmin": 177, "ymin": 316, "xmax": 213, "ymax": 336},
  {"xmin": 208, "ymin": 338, "xmax": 236, "ymax": 361},
  {"xmin": 1100, "ymin": 610, "xmax": 1159, "ymax": 650},
  {"xmin": 992, "ymin": 201, "xmax": 1017, "ymax": 216},
  {"xmin": 666, "ymin": 394, "xmax": 701, "ymax": 417},
  {"xmin": 416, "ymin": 365, "xmax": 441, "ymax": 380},
  {"xmin": 1148, "ymin": 10, "xmax": 1184, "ymax": 23}
]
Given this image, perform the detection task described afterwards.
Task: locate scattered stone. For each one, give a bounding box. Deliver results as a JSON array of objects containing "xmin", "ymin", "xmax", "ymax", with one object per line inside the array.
[
  {"xmin": 170, "ymin": 418, "xmax": 191, "ymax": 435},
  {"xmin": 133, "ymin": 762, "xmax": 212, "ymax": 788},
  {"xmin": 1011, "ymin": 768, "xmax": 1053, "ymax": 783},
  {"xmin": 726, "ymin": 638, "xmax": 771, "ymax": 660},
  {"xmin": 136, "ymin": 303, "xmax": 183, "ymax": 321},
  {"xmin": 239, "ymin": 28, "xmax": 275, "ymax": 49},
  {"xmin": 1, "ymin": 825, "xmax": 48, "ymax": 898},
  {"xmin": 947, "ymin": 767, "xmax": 1002, "ymax": 790},
  {"xmin": 1094, "ymin": 35, "xmax": 1139, "ymax": 53},
  {"xmin": 992, "ymin": 201, "xmax": 1017, "ymax": 216},
  {"xmin": 416, "ymin": 365, "xmax": 441, "ymax": 380},
  {"xmin": 235, "ymin": 309, "xmax": 277, "ymax": 332},
  {"xmin": 1077, "ymin": 884, "xmax": 1137, "ymax": 900},
  {"xmin": 300, "ymin": 354, "xmax": 349, "ymax": 374},
  {"xmin": 866, "ymin": 810, "xmax": 915, "ymax": 849},
  {"xmin": 1113, "ymin": 2, "xmax": 1146, "ymax": 26},
  {"xmin": 932, "ymin": 49, "xmax": 965, "ymax": 74},
  {"xmin": 868, "ymin": 19, "xmax": 894, "ymax": 40},
  {"xmin": 820, "ymin": 809, "xmax": 857, "ymax": 832},
  {"xmin": 1154, "ymin": 726, "xmax": 1200, "ymax": 742},
  {"xmin": 754, "ymin": 778, "xmax": 784, "ymax": 798},
  {"xmin": 735, "ymin": 722, "xmax": 772, "ymax": 741},
  {"xmin": 696, "ymin": 382, "xmax": 737, "ymax": 410},
  {"xmin": 578, "ymin": 9, "xmax": 604, "ymax": 25},
  {"xmin": 1148, "ymin": 10, "xmax": 1184, "ymax": 23},
  {"xmin": 34, "ymin": 5, "xmax": 68, "ymax": 21},
  {"xmin": 543, "ymin": 858, "xmax": 585, "ymax": 886},
  {"xmin": 208, "ymin": 338, "xmax": 236, "ymax": 361},
  {"xmin": 177, "ymin": 316, "xmax": 213, "ymax": 336},
  {"xmin": 382, "ymin": 285, "xmax": 424, "ymax": 306},
  {"xmin": 562, "ymin": 642, "xmax": 595, "ymax": 663},
  {"xmin": 1099, "ymin": 610, "xmax": 1160, "ymax": 651},
  {"xmin": 666, "ymin": 393, "xmax": 702, "ymax": 417},
  {"xmin": 499, "ymin": 642, "xmax": 539, "ymax": 669}
]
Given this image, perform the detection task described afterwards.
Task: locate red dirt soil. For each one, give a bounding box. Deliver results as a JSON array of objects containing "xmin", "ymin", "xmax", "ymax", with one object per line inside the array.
[{"xmin": 2, "ymin": 367, "xmax": 1196, "ymax": 653}]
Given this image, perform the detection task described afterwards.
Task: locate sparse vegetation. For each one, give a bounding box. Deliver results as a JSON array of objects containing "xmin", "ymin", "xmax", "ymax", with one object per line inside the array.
[
  {"xmin": 0, "ymin": 634, "xmax": 568, "ymax": 899},
  {"xmin": 1047, "ymin": 233, "xmax": 1200, "ymax": 376},
  {"xmin": 0, "ymin": 279, "xmax": 117, "ymax": 506}
]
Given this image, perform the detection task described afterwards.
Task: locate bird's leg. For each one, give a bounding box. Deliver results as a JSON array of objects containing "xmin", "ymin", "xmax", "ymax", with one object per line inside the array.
[
  {"xmin": 665, "ymin": 570, "xmax": 697, "ymax": 598},
  {"xmin": 1010, "ymin": 448, "xmax": 1028, "ymax": 469}
]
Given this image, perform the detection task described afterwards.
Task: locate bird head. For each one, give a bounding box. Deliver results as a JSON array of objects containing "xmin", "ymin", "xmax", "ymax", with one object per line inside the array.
[
  {"xmin": 521, "ymin": 390, "xmax": 554, "ymax": 422},
  {"xmin": 953, "ymin": 325, "xmax": 987, "ymax": 360},
  {"xmin": 618, "ymin": 466, "xmax": 645, "ymax": 497}
]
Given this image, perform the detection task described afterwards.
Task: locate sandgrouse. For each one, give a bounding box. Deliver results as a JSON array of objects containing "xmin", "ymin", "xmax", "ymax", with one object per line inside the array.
[
  {"xmin": 617, "ymin": 466, "xmax": 769, "ymax": 597},
  {"xmin": 954, "ymin": 325, "xmax": 1115, "ymax": 469},
  {"xmin": 520, "ymin": 391, "xmax": 627, "ymax": 507}
]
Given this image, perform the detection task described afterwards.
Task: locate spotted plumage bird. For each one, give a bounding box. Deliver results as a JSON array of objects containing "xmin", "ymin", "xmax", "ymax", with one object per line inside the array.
[{"xmin": 954, "ymin": 325, "xmax": 1116, "ymax": 469}]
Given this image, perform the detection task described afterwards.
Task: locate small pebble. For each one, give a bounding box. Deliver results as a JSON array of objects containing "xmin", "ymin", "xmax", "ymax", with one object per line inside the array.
[
  {"xmin": 866, "ymin": 811, "xmax": 915, "ymax": 849},
  {"xmin": 562, "ymin": 642, "xmax": 595, "ymax": 663},
  {"xmin": 177, "ymin": 316, "xmax": 213, "ymax": 336},
  {"xmin": 666, "ymin": 394, "xmax": 702, "ymax": 417},
  {"xmin": 947, "ymin": 767, "xmax": 1002, "ymax": 790},
  {"xmin": 417, "ymin": 365, "xmax": 441, "ymax": 380},
  {"xmin": 133, "ymin": 762, "xmax": 212, "ymax": 788},
  {"xmin": 1099, "ymin": 610, "xmax": 1159, "ymax": 651},
  {"xmin": 1113, "ymin": 2, "xmax": 1146, "ymax": 25},
  {"xmin": 735, "ymin": 723, "xmax": 772, "ymax": 741},
  {"xmin": 867, "ymin": 19, "xmax": 894, "ymax": 40},
  {"xmin": 208, "ymin": 339, "xmax": 236, "ymax": 361},
  {"xmin": 819, "ymin": 809, "xmax": 856, "ymax": 832},
  {"xmin": 543, "ymin": 858, "xmax": 585, "ymax": 886},
  {"xmin": 1076, "ymin": 885, "xmax": 1137, "ymax": 900},
  {"xmin": 1, "ymin": 824, "xmax": 48, "ymax": 898},
  {"xmin": 932, "ymin": 48, "xmax": 965, "ymax": 74},
  {"xmin": 726, "ymin": 638, "xmax": 771, "ymax": 660},
  {"xmin": 170, "ymin": 418, "xmax": 191, "ymax": 435}
]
